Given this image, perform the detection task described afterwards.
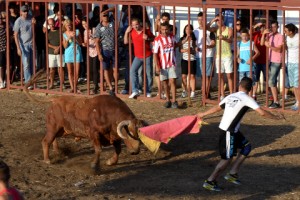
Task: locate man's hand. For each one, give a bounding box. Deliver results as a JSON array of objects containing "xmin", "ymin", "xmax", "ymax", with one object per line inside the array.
[
  {"xmin": 263, "ymin": 29, "xmax": 270, "ymax": 35},
  {"xmin": 98, "ymin": 54, "xmax": 103, "ymax": 61},
  {"xmin": 237, "ymin": 57, "xmax": 241, "ymax": 63},
  {"xmin": 246, "ymin": 59, "xmax": 251, "ymax": 65},
  {"xmin": 155, "ymin": 66, "xmax": 161, "ymax": 75},
  {"xmin": 32, "ymin": 18, "xmax": 36, "ymax": 24},
  {"xmin": 143, "ymin": 34, "xmax": 148, "ymax": 40},
  {"xmin": 125, "ymin": 26, "xmax": 132, "ymax": 34},
  {"xmin": 265, "ymin": 41, "xmax": 271, "ymax": 48},
  {"xmin": 17, "ymin": 48, "xmax": 21, "ymax": 56}
]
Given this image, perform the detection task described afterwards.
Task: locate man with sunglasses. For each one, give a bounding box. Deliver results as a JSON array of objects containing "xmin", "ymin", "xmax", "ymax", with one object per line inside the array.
[{"xmin": 13, "ymin": 5, "xmax": 36, "ymax": 88}]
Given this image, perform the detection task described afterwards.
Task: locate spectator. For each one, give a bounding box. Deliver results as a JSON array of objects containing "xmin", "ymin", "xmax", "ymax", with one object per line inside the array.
[
  {"xmin": 153, "ymin": 22, "xmax": 179, "ymax": 108},
  {"xmin": 154, "ymin": 11, "xmax": 176, "ymax": 34},
  {"xmin": 90, "ymin": 6, "xmax": 100, "ymax": 28},
  {"xmin": 94, "ymin": 11, "xmax": 116, "ymax": 96},
  {"xmin": 43, "ymin": 3, "xmax": 68, "ymax": 33},
  {"xmin": 179, "ymin": 24, "xmax": 197, "ymax": 98},
  {"xmin": 47, "ymin": 18, "xmax": 65, "ymax": 89},
  {"xmin": 124, "ymin": 18, "xmax": 154, "ymax": 98},
  {"xmin": 62, "ymin": 19, "xmax": 83, "ymax": 93},
  {"xmin": 35, "ymin": 4, "xmax": 46, "ymax": 71},
  {"xmin": 13, "ymin": 5, "xmax": 36, "ymax": 87},
  {"xmin": 8, "ymin": 2, "xmax": 20, "ymax": 81},
  {"xmin": 236, "ymin": 28, "xmax": 260, "ymax": 96},
  {"xmin": 0, "ymin": 160, "xmax": 24, "ymax": 199},
  {"xmin": 284, "ymin": 23, "xmax": 299, "ymax": 111},
  {"xmin": 194, "ymin": 12, "xmax": 216, "ymax": 98},
  {"xmin": 236, "ymin": 19, "xmax": 242, "ymax": 46},
  {"xmin": 82, "ymin": 18, "xmax": 99, "ymax": 94},
  {"xmin": 207, "ymin": 14, "xmax": 234, "ymax": 100},
  {"xmin": 261, "ymin": 21, "xmax": 284, "ymax": 109},
  {"xmin": 252, "ymin": 22, "xmax": 267, "ymax": 100},
  {"xmin": 0, "ymin": 13, "xmax": 5, "ymax": 89}
]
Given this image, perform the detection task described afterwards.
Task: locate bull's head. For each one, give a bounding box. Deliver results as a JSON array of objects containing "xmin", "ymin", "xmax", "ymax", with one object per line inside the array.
[{"xmin": 117, "ymin": 119, "xmax": 148, "ymax": 155}]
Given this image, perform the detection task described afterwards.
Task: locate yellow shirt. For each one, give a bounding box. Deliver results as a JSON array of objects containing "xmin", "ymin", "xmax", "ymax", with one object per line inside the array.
[{"xmin": 216, "ymin": 26, "xmax": 232, "ymax": 59}]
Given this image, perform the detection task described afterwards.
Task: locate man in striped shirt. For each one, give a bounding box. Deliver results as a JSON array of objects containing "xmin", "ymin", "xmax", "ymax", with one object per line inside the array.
[{"xmin": 153, "ymin": 22, "xmax": 179, "ymax": 108}]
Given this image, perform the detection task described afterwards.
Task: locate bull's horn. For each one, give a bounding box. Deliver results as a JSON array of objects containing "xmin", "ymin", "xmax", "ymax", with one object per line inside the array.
[{"xmin": 117, "ymin": 120, "xmax": 131, "ymax": 139}]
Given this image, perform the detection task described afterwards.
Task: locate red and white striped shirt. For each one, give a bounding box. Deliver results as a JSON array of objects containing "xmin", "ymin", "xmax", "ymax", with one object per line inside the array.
[{"xmin": 153, "ymin": 34, "xmax": 177, "ymax": 69}]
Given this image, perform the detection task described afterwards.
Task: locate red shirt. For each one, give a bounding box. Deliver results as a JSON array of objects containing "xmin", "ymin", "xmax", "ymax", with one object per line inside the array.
[
  {"xmin": 131, "ymin": 28, "xmax": 154, "ymax": 59},
  {"xmin": 253, "ymin": 31, "xmax": 267, "ymax": 64},
  {"xmin": 0, "ymin": 188, "xmax": 22, "ymax": 200}
]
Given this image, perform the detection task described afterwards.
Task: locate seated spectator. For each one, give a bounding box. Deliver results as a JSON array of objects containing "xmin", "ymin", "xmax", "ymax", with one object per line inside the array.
[
  {"xmin": 0, "ymin": 160, "xmax": 24, "ymax": 199},
  {"xmin": 124, "ymin": 18, "xmax": 154, "ymax": 98},
  {"xmin": 47, "ymin": 18, "xmax": 65, "ymax": 89},
  {"xmin": 179, "ymin": 24, "xmax": 197, "ymax": 98},
  {"xmin": 62, "ymin": 19, "xmax": 83, "ymax": 93},
  {"xmin": 82, "ymin": 18, "xmax": 99, "ymax": 94}
]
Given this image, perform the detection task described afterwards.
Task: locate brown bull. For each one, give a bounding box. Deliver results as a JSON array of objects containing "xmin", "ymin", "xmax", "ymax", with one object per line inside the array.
[{"xmin": 24, "ymin": 71, "xmax": 144, "ymax": 169}]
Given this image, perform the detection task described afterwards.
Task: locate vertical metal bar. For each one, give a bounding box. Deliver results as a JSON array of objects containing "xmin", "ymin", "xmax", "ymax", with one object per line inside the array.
[
  {"xmin": 298, "ymin": 10, "xmax": 300, "ymax": 114},
  {"xmin": 218, "ymin": 8, "xmax": 223, "ymax": 101},
  {"xmin": 59, "ymin": 2, "xmax": 63, "ymax": 92},
  {"xmin": 114, "ymin": 4, "xmax": 118, "ymax": 94},
  {"xmin": 128, "ymin": 5, "xmax": 132, "ymax": 95},
  {"xmin": 45, "ymin": 2, "xmax": 49, "ymax": 90},
  {"xmin": 250, "ymin": 9, "xmax": 253, "ymax": 81},
  {"xmin": 282, "ymin": 9, "xmax": 286, "ymax": 110},
  {"xmin": 233, "ymin": 8, "xmax": 237, "ymax": 93},
  {"xmin": 99, "ymin": 4, "xmax": 104, "ymax": 94},
  {"xmin": 265, "ymin": 9, "xmax": 269, "ymax": 107},
  {"xmin": 72, "ymin": 3, "xmax": 76, "ymax": 94},
  {"xmin": 143, "ymin": 5, "xmax": 146, "ymax": 97},
  {"xmin": 19, "ymin": 2, "xmax": 23, "ymax": 87},
  {"xmin": 173, "ymin": 6, "xmax": 176, "ymax": 35},
  {"xmin": 156, "ymin": 6, "xmax": 162, "ymax": 99},
  {"xmin": 202, "ymin": 6, "xmax": 207, "ymax": 106},
  {"xmin": 187, "ymin": 6, "xmax": 191, "ymax": 99},
  {"xmin": 86, "ymin": 3, "xmax": 90, "ymax": 95},
  {"xmin": 5, "ymin": 1, "xmax": 10, "ymax": 89},
  {"xmin": 31, "ymin": 2, "xmax": 36, "ymax": 89}
]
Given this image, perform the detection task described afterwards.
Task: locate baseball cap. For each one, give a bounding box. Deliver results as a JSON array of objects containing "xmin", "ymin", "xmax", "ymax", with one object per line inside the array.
[{"xmin": 21, "ymin": 5, "xmax": 29, "ymax": 12}]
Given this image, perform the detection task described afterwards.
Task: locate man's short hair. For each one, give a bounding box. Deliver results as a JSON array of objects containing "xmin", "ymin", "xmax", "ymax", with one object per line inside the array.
[
  {"xmin": 271, "ymin": 20, "xmax": 279, "ymax": 27},
  {"xmin": 0, "ymin": 160, "xmax": 10, "ymax": 183},
  {"xmin": 241, "ymin": 28, "xmax": 249, "ymax": 34},
  {"xmin": 160, "ymin": 22, "xmax": 169, "ymax": 28},
  {"xmin": 161, "ymin": 12, "xmax": 170, "ymax": 20},
  {"xmin": 198, "ymin": 12, "xmax": 203, "ymax": 17},
  {"xmin": 240, "ymin": 77, "xmax": 253, "ymax": 92}
]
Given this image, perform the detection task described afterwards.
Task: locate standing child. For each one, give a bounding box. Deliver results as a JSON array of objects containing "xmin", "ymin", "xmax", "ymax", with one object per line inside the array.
[{"xmin": 237, "ymin": 28, "xmax": 260, "ymax": 97}]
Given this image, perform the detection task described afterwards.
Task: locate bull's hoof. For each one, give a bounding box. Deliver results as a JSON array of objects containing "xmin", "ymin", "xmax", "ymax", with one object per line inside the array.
[
  {"xmin": 43, "ymin": 159, "xmax": 51, "ymax": 164},
  {"xmin": 90, "ymin": 162, "xmax": 98, "ymax": 169},
  {"xmin": 106, "ymin": 158, "xmax": 118, "ymax": 166}
]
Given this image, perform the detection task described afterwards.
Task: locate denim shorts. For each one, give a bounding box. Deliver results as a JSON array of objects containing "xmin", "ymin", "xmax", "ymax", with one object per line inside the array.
[
  {"xmin": 268, "ymin": 62, "xmax": 281, "ymax": 87},
  {"xmin": 287, "ymin": 63, "xmax": 299, "ymax": 87},
  {"xmin": 239, "ymin": 71, "xmax": 257, "ymax": 86},
  {"xmin": 196, "ymin": 57, "xmax": 214, "ymax": 77},
  {"xmin": 160, "ymin": 66, "xmax": 177, "ymax": 81},
  {"xmin": 102, "ymin": 50, "xmax": 116, "ymax": 70}
]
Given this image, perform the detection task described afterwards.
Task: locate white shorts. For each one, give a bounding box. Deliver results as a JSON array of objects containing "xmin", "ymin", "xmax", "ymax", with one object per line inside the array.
[
  {"xmin": 48, "ymin": 54, "xmax": 65, "ymax": 68},
  {"xmin": 160, "ymin": 66, "xmax": 177, "ymax": 81},
  {"xmin": 215, "ymin": 57, "xmax": 233, "ymax": 73}
]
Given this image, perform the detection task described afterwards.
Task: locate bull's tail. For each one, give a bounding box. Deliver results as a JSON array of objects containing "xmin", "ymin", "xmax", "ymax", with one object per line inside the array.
[{"xmin": 24, "ymin": 69, "xmax": 52, "ymax": 104}]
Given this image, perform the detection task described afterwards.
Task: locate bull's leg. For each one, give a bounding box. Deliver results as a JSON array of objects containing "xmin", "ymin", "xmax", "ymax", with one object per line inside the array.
[
  {"xmin": 106, "ymin": 140, "xmax": 121, "ymax": 166},
  {"xmin": 42, "ymin": 133, "xmax": 57, "ymax": 164},
  {"xmin": 91, "ymin": 136, "xmax": 102, "ymax": 169},
  {"xmin": 52, "ymin": 139, "xmax": 59, "ymax": 154}
]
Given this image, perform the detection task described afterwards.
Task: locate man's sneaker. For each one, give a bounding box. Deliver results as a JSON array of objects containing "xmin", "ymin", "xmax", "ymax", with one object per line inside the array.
[
  {"xmin": 224, "ymin": 173, "xmax": 241, "ymax": 185},
  {"xmin": 138, "ymin": 89, "xmax": 143, "ymax": 94},
  {"xmin": 164, "ymin": 101, "xmax": 172, "ymax": 108},
  {"xmin": 171, "ymin": 101, "xmax": 178, "ymax": 109},
  {"xmin": 27, "ymin": 86, "xmax": 33, "ymax": 90},
  {"xmin": 121, "ymin": 89, "xmax": 129, "ymax": 94},
  {"xmin": 190, "ymin": 91, "xmax": 195, "ymax": 98},
  {"xmin": 0, "ymin": 82, "xmax": 4, "ymax": 89},
  {"xmin": 291, "ymin": 103, "xmax": 299, "ymax": 111},
  {"xmin": 203, "ymin": 180, "xmax": 222, "ymax": 192},
  {"xmin": 146, "ymin": 93, "xmax": 152, "ymax": 98},
  {"xmin": 181, "ymin": 91, "xmax": 187, "ymax": 98},
  {"xmin": 129, "ymin": 92, "xmax": 139, "ymax": 99},
  {"xmin": 269, "ymin": 102, "xmax": 280, "ymax": 109}
]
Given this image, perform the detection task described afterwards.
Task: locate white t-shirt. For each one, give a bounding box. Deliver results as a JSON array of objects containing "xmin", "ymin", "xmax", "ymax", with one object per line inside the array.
[
  {"xmin": 181, "ymin": 39, "xmax": 195, "ymax": 61},
  {"xmin": 193, "ymin": 28, "xmax": 214, "ymax": 58},
  {"xmin": 219, "ymin": 91, "xmax": 260, "ymax": 133},
  {"xmin": 286, "ymin": 33, "xmax": 299, "ymax": 64}
]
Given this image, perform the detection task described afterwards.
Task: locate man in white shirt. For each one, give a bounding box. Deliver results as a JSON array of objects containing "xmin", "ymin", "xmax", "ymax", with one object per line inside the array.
[{"xmin": 197, "ymin": 77, "xmax": 284, "ymax": 191}]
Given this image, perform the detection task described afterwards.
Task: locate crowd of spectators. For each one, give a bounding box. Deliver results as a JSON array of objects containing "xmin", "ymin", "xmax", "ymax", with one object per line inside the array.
[{"xmin": 0, "ymin": 3, "xmax": 298, "ymax": 110}]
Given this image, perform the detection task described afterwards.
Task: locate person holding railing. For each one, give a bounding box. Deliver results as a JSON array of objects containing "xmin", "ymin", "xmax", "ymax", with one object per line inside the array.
[
  {"xmin": 124, "ymin": 18, "xmax": 155, "ymax": 99},
  {"xmin": 207, "ymin": 14, "xmax": 234, "ymax": 100},
  {"xmin": 62, "ymin": 19, "xmax": 83, "ymax": 94},
  {"xmin": 284, "ymin": 23, "xmax": 299, "ymax": 111},
  {"xmin": 261, "ymin": 21, "xmax": 283, "ymax": 109}
]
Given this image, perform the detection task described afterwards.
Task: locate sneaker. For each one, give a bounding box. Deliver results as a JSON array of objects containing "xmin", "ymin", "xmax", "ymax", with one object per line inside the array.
[
  {"xmin": 269, "ymin": 102, "xmax": 280, "ymax": 109},
  {"xmin": 224, "ymin": 173, "xmax": 241, "ymax": 185},
  {"xmin": 121, "ymin": 89, "xmax": 129, "ymax": 94},
  {"xmin": 27, "ymin": 86, "xmax": 33, "ymax": 90},
  {"xmin": 129, "ymin": 92, "xmax": 139, "ymax": 99},
  {"xmin": 138, "ymin": 89, "xmax": 143, "ymax": 94},
  {"xmin": 280, "ymin": 95, "xmax": 289, "ymax": 102},
  {"xmin": 181, "ymin": 91, "xmax": 187, "ymax": 98},
  {"xmin": 190, "ymin": 91, "xmax": 195, "ymax": 98},
  {"xmin": 0, "ymin": 82, "xmax": 4, "ymax": 89},
  {"xmin": 146, "ymin": 93, "xmax": 152, "ymax": 98},
  {"xmin": 291, "ymin": 103, "xmax": 299, "ymax": 111},
  {"xmin": 164, "ymin": 101, "xmax": 172, "ymax": 108},
  {"xmin": 203, "ymin": 180, "xmax": 222, "ymax": 192},
  {"xmin": 171, "ymin": 101, "xmax": 178, "ymax": 109}
]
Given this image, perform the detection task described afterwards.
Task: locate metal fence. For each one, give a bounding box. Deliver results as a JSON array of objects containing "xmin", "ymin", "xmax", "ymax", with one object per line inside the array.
[{"xmin": 2, "ymin": 0, "xmax": 300, "ymax": 113}]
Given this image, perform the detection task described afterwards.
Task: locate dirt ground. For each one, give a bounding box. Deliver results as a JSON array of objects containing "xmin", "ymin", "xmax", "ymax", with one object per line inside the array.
[{"xmin": 0, "ymin": 90, "xmax": 299, "ymax": 200}]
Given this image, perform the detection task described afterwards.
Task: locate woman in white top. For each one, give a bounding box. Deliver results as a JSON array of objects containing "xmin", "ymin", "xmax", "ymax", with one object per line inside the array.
[
  {"xmin": 284, "ymin": 23, "xmax": 299, "ymax": 111},
  {"xmin": 179, "ymin": 24, "xmax": 197, "ymax": 98}
]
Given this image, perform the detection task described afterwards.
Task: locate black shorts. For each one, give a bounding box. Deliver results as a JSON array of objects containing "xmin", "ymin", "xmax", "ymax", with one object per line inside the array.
[
  {"xmin": 0, "ymin": 51, "xmax": 5, "ymax": 67},
  {"xmin": 219, "ymin": 129, "xmax": 250, "ymax": 160},
  {"xmin": 181, "ymin": 59, "xmax": 196, "ymax": 75}
]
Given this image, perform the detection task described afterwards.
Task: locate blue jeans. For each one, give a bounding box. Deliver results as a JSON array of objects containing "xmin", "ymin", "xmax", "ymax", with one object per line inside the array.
[
  {"xmin": 20, "ymin": 43, "xmax": 33, "ymax": 83},
  {"xmin": 268, "ymin": 62, "xmax": 281, "ymax": 87},
  {"xmin": 130, "ymin": 56, "xmax": 153, "ymax": 93}
]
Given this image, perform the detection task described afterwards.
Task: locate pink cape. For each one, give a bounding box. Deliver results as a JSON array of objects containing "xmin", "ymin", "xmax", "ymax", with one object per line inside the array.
[{"xmin": 139, "ymin": 115, "xmax": 201, "ymax": 144}]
